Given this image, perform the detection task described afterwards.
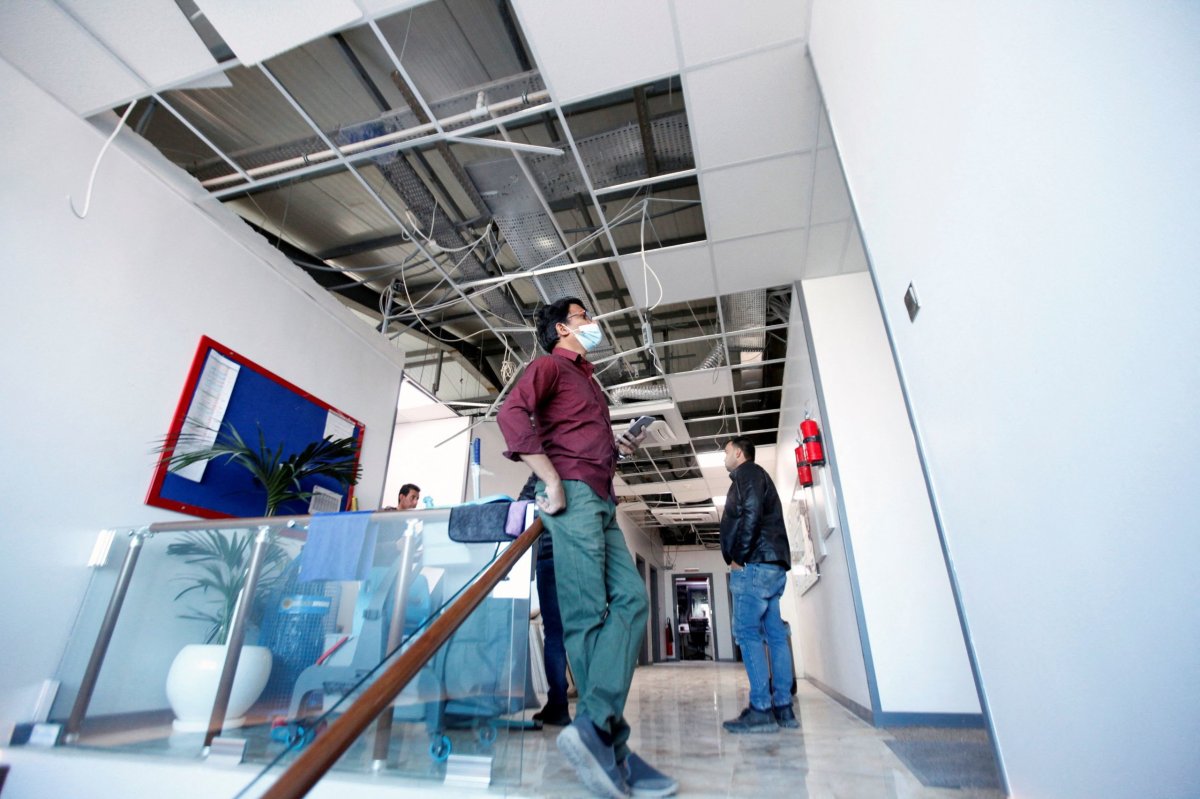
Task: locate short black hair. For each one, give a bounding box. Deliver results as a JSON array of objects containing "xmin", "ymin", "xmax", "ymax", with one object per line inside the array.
[
  {"xmin": 727, "ymin": 436, "xmax": 756, "ymax": 462},
  {"xmin": 399, "ymin": 483, "xmax": 420, "ymax": 498},
  {"xmin": 534, "ymin": 296, "xmax": 584, "ymax": 353}
]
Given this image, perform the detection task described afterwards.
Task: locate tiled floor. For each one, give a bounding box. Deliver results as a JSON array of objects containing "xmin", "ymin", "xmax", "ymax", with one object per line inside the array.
[
  {"xmin": 516, "ymin": 662, "xmax": 1005, "ymax": 799},
  {"xmin": 46, "ymin": 661, "xmax": 1003, "ymax": 798}
]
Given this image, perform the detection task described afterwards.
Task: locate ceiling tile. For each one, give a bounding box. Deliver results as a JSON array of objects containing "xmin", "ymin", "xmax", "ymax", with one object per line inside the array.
[
  {"xmin": 818, "ymin": 105, "xmax": 834, "ymax": 148},
  {"xmin": 618, "ymin": 241, "xmax": 715, "ymax": 308},
  {"xmin": 666, "ymin": 478, "xmax": 713, "ymax": 503},
  {"xmin": 803, "ymin": 220, "xmax": 849, "ymax": 278},
  {"xmin": 711, "ymin": 228, "xmax": 807, "ymax": 294},
  {"xmin": 0, "ymin": 0, "xmax": 144, "ymax": 116},
  {"xmin": 702, "ymin": 465, "xmax": 731, "ymax": 501},
  {"xmin": 685, "ymin": 42, "xmax": 818, "ymax": 169},
  {"xmin": 59, "ymin": 0, "xmax": 220, "ymax": 109},
  {"xmin": 356, "ymin": 0, "xmax": 425, "ymax": 15},
  {"xmin": 841, "ymin": 224, "xmax": 869, "ymax": 274},
  {"xmin": 701, "ymin": 153, "xmax": 812, "ymax": 242},
  {"xmin": 666, "ymin": 367, "xmax": 734, "ymax": 402},
  {"xmin": 674, "ymin": 0, "xmax": 810, "ymax": 67},
  {"xmin": 810, "ymin": 146, "xmax": 852, "ymax": 226},
  {"xmin": 193, "ymin": 0, "xmax": 362, "ymax": 66},
  {"xmin": 513, "ymin": 0, "xmax": 678, "ymax": 104}
]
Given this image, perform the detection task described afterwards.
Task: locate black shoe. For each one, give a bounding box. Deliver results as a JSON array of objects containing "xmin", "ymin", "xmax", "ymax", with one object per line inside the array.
[
  {"xmin": 772, "ymin": 703, "xmax": 799, "ymax": 728},
  {"xmin": 722, "ymin": 706, "xmax": 779, "ymax": 734},
  {"xmin": 532, "ymin": 703, "xmax": 571, "ymax": 727}
]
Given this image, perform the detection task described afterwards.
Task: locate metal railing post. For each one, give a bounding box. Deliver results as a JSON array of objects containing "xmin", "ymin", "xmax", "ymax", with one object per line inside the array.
[
  {"xmin": 204, "ymin": 524, "xmax": 273, "ymax": 749},
  {"xmin": 371, "ymin": 519, "xmax": 422, "ymax": 767},
  {"xmin": 64, "ymin": 529, "xmax": 148, "ymax": 742}
]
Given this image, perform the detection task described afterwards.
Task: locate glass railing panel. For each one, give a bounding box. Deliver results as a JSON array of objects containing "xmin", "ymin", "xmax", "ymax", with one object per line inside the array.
[{"xmin": 49, "ymin": 507, "xmax": 534, "ymax": 792}]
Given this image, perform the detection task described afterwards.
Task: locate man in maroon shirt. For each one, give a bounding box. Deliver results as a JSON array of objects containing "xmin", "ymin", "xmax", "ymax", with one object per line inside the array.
[{"xmin": 498, "ymin": 297, "xmax": 677, "ymax": 799}]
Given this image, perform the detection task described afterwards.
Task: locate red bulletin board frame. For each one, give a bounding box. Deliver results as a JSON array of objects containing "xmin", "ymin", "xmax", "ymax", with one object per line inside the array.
[{"xmin": 146, "ymin": 336, "xmax": 365, "ymax": 519}]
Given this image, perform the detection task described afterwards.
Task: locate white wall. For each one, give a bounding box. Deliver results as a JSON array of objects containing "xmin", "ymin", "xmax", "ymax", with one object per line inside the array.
[
  {"xmin": 776, "ymin": 287, "xmax": 871, "ymax": 710},
  {"xmin": 0, "ymin": 59, "xmax": 404, "ymax": 737},
  {"xmin": 616, "ymin": 512, "xmax": 666, "ymax": 661},
  {"xmin": 802, "ymin": 273, "xmax": 978, "ymax": 717},
  {"xmin": 810, "ymin": 2, "xmax": 1200, "ymax": 796},
  {"xmin": 383, "ymin": 417, "xmax": 470, "ymax": 509}
]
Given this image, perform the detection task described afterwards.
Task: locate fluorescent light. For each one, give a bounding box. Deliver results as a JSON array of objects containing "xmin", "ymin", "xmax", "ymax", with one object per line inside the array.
[
  {"xmin": 696, "ymin": 450, "xmax": 726, "ymax": 468},
  {"xmin": 712, "ymin": 495, "xmax": 726, "ymax": 506}
]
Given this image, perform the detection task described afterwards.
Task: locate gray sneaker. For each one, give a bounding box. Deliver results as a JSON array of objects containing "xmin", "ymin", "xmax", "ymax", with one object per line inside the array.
[
  {"xmin": 772, "ymin": 703, "xmax": 800, "ymax": 729},
  {"xmin": 556, "ymin": 713, "xmax": 630, "ymax": 798},
  {"xmin": 722, "ymin": 706, "xmax": 779, "ymax": 734},
  {"xmin": 620, "ymin": 751, "xmax": 678, "ymax": 798}
]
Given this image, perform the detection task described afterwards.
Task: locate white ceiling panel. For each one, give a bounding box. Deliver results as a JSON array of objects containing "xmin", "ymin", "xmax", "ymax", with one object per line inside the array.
[
  {"xmin": 674, "ymin": 0, "xmax": 810, "ymax": 67},
  {"xmin": 803, "ymin": 220, "xmax": 850, "ymax": 279},
  {"xmin": 810, "ymin": 146, "xmax": 852, "ymax": 226},
  {"xmin": 711, "ymin": 228, "xmax": 806, "ymax": 294},
  {"xmin": 841, "ymin": 224, "xmax": 869, "ymax": 274},
  {"xmin": 618, "ymin": 241, "xmax": 715, "ymax": 308},
  {"xmin": 686, "ymin": 42, "xmax": 818, "ymax": 169},
  {"xmin": 702, "ymin": 465, "xmax": 731, "ymax": 501},
  {"xmin": 513, "ymin": 0, "xmax": 678, "ymax": 103},
  {"xmin": 59, "ymin": 0, "xmax": 219, "ymax": 111},
  {"xmin": 666, "ymin": 367, "xmax": 734, "ymax": 402},
  {"xmin": 818, "ymin": 105, "xmax": 834, "ymax": 148},
  {"xmin": 355, "ymin": 0, "xmax": 426, "ymax": 15},
  {"xmin": 666, "ymin": 478, "xmax": 713, "ymax": 504},
  {"xmin": 0, "ymin": 0, "xmax": 144, "ymax": 116},
  {"xmin": 193, "ymin": 0, "xmax": 362, "ymax": 66},
  {"xmin": 701, "ymin": 153, "xmax": 812, "ymax": 242}
]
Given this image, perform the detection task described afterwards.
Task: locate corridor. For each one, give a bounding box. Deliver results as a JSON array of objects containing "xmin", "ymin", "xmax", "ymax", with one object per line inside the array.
[{"xmin": 522, "ymin": 662, "xmax": 1003, "ymax": 799}]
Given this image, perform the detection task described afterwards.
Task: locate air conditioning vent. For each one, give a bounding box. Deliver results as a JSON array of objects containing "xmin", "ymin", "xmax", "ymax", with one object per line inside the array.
[{"xmin": 651, "ymin": 506, "xmax": 719, "ymax": 525}]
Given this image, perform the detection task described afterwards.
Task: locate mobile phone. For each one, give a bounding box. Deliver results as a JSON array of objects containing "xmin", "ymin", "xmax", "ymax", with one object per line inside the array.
[{"xmin": 626, "ymin": 415, "xmax": 655, "ymax": 438}]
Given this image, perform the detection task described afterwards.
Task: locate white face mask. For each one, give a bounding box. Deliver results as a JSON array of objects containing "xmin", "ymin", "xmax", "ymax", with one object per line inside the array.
[{"xmin": 572, "ymin": 321, "xmax": 603, "ymax": 352}]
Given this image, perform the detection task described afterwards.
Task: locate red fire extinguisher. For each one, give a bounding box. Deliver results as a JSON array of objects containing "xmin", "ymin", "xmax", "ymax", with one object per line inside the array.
[
  {"xmin": 801, "ymin": 417, "xmax": 825, "ymax": 466},
  {"xmin": 665, "ymin": 621, "xmax": 674, "ymax": 657},
  {"xmin": 795, "ymin": 444, "xmax": 813, "ymax": 487}
]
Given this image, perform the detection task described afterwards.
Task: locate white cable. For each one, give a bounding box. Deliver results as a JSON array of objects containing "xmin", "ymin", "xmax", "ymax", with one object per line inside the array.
[
  {"xmin": 393, "ymin": 201, "xmax": 648, "ymax": 319},
  {"xmin": 638, "ymin": 201, "xmax": 665, "ymax": 312},
  {"xmin": 70, "ymin": 100, "xmax": 138, "ymax": 219}
]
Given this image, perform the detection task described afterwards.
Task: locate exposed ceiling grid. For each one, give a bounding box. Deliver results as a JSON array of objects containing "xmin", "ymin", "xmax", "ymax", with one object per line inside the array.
[{"xmin": 2, "ymin": 0, "xmax": 875, "ymax": 546}]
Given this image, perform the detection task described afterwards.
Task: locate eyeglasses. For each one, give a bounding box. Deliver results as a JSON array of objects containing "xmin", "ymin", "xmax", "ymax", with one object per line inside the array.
[{"xmin": 565, "ymin": 311, "xmax": 592, "ymax": 322}]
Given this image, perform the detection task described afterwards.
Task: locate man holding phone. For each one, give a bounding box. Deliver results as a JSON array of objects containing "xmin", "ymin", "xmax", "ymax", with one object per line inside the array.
[{"xmin": 498, "ymin": 297, "xmax": 676, "ymax": 799}]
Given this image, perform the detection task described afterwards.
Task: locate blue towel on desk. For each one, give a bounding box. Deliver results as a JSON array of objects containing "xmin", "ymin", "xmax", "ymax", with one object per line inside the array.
[{"xmin": 300, "ymin": 510, "xmax": 377, "ymax": 581}]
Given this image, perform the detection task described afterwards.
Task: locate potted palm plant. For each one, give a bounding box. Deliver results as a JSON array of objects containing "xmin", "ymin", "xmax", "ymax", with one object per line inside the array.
[{"xmin": 157, "ymin": 423, "xmax": 360, "ymax": 732}]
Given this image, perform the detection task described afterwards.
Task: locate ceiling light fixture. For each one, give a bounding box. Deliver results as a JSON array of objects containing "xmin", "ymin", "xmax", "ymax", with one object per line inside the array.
[{"xmin": 696, "ymin": 450, "xmax": 726, "ymax": 469}]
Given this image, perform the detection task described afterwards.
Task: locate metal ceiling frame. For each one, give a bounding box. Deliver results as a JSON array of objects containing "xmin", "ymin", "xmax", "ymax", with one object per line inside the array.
[{"xmin": 78, "ymin": 0, "xmax": 801, "ymax": 545}]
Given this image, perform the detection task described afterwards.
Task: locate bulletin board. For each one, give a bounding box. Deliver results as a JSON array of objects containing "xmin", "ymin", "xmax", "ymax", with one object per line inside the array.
[{"xmin": 146, "ymin": 336, "xmax": 364, "ymax": 519}]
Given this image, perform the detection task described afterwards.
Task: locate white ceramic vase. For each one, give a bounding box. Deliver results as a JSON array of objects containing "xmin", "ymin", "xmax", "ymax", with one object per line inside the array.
[{"xmin": 165, "ymin": 643, "xmax": 273, "ymax": 732}]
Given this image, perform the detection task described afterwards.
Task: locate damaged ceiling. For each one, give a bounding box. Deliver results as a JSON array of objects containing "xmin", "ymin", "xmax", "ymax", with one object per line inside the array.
[{"xmin": 3, "ymin": 0, "xmax": 868, "ymax": 547}]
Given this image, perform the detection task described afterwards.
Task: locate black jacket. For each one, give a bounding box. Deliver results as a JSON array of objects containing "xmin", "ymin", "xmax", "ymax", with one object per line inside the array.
[{"xmin": 719, "ymin": 461, "xmax": 790, "ymax": 570}]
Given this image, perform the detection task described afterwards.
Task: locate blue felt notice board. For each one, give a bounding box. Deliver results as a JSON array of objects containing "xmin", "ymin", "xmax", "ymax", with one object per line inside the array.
[{"xmin": 146, "ymin": 336, "xmax": 364, "ymax": 519}]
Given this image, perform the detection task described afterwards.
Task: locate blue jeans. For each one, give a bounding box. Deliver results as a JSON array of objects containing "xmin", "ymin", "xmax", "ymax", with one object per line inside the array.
[
  {"xmin": 730, "ymin": 563, "xmax": 793, "ymax": 710},
  {"xmin": 536, "ymin": 545, "xmax": 569, "ymax": 709}
]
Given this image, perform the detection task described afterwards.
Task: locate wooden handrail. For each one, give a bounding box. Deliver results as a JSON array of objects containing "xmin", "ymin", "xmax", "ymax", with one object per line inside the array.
[{"xmin": 259, "ymin": 517, "xmax": 544, "ymax": 799}]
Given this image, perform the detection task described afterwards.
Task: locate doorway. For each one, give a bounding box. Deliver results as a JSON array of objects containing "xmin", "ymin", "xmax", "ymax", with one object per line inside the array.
[{"xmin": 674, "ymin": 573, "xmax": 717, "ymax": 661}]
